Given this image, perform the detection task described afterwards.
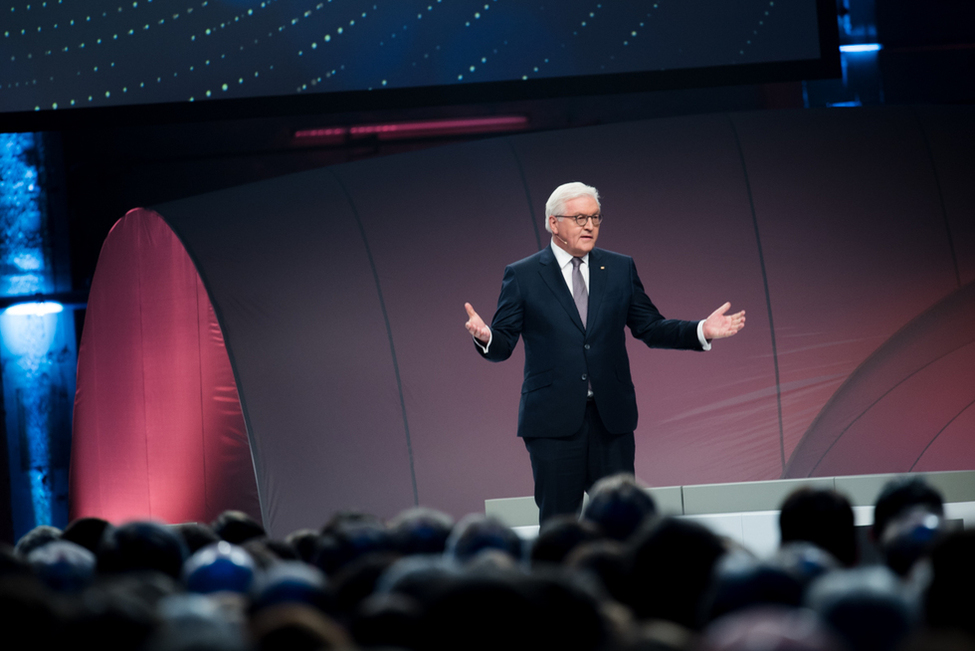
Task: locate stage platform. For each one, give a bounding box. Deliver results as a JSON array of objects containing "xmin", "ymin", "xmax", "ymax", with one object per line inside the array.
[{"xmin": 485, "ymin": 470, "xmax": 975, "ymax": 558}]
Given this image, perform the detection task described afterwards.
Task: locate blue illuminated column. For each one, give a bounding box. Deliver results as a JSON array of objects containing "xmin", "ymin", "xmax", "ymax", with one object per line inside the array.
[{"xmin": 0, "ymin": 133, "xmax": 77, "ymax": 540}]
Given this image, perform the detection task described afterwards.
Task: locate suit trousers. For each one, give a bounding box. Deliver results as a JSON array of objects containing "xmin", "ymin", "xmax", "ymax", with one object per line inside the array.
[{"xmin": 523, "ymin": 399, "xmax": 635, "ymax": 524}]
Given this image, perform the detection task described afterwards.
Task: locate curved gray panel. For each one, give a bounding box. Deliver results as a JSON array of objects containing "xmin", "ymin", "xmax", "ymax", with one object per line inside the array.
[{"xmin": 156, "ymin": 171, "xmax": 418, "ymax": 535}]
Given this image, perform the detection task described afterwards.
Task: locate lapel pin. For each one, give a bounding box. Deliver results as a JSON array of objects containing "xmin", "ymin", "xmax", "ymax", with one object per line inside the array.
[{"xmin": 600, "ymin": 266, "xmax": 605, "ymax": 270}]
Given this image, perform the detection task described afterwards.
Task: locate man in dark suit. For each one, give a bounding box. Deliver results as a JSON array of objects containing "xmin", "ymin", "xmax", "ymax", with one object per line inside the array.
[{"xmin": 465, "ymin": 182, "xmax": 745, "ymax": 523}]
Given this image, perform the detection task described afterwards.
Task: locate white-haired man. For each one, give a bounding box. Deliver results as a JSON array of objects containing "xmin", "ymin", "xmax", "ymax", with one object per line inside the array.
[{"xmin": 465, "ymin": 182, "xmax": 745, "ymax": 523}]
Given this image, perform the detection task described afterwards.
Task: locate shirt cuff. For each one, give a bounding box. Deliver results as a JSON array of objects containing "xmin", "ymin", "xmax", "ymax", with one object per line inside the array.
[
  {"xmin": 697, "ymin": 320, "xmax": 712, "ymax": 351},
  {"xmin": 474, "ymin": 330, "xmax": 492, "ymax": 354}
]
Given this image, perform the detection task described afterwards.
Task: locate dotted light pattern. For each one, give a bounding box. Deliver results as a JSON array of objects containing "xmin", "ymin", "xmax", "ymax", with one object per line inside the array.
[{"xmin": 1, "ymin": 0, "xmax": 820, "ymax": 113}]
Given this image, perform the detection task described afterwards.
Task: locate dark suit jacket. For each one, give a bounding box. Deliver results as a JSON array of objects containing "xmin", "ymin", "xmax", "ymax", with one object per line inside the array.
[{"xmin": 479, "ymin": 245, "xmax": 703, "ymax": 438}]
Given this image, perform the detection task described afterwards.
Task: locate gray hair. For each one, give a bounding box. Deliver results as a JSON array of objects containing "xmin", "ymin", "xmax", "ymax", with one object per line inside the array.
[{"xmin": 544, "ymin": 182, "xmax": 600, "ymax": 233}]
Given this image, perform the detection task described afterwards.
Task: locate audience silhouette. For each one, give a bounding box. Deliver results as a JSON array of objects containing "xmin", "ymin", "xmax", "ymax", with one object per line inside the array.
[{"xmin": 1, "ymin": 473, "xmax": 971, "ymax": 650}]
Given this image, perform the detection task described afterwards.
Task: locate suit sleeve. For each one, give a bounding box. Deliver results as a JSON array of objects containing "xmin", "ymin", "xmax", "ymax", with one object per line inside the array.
[
  {"xmin": 476, "ymin": 264, "xmax": 524, "ymax": 362},
  {"xmin": 625, "ymin": 258, "xmax": 704, "ymax": 351}
]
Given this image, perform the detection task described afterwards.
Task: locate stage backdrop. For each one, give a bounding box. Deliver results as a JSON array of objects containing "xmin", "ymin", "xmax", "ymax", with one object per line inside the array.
[{"xmin": 71, "ymin": 106, "xmax": 975, "ymax": 537}]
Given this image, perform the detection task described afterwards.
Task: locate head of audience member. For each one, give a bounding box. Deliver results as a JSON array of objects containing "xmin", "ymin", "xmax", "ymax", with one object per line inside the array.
[
  {"xmin": 320, "ymin": 509, "xmax": 382, "ymax": 535},
  {"xmin": 62, "ymin": 517, "xmax": 113, "ymax": 554},
  {"xmin": 805, "ymin": 566, "xmax": 916, "ymax": 651},
  {"xmin": 639, "ymin": 620, "xmax": 696, "ymax": 651},
  {"xmin": 284, "ymin": 529, "xmax": 321, "ymax": 564},
  {"xmin": 27, "ymin": 539, "xmax": 97, "ymax": 593},
  {"xmin": 90, "ymin": 565, "xmax": 184, "ymax": 607},
  {"xmin": 698, "ymin": 606, "xmax": 844, "ymax": 651},
  {"xmin": 144, "ymin": 592, "xmax": 250, "ymax": 651},
  {"xmin": 923, "ymin": 529, "xmax": 975, "ymax": 636},
  {"xmin": 252, "ymin": 560, "xmax": 332, "ymax": 614},
  {"xmin": 880, "ymin": 506, "xmax": 945, "ymax": 576},
  {"xmin": 0, "ymin": 574, "xmax": 66, "ymax": 647},
  {"xmin": 872, "ymin": 476, "xmax": 944, "ymax": 543},
  {"xmin": 531, "ymin": 515, "xmax": 603, "ymax": 567},
  {"xmin": 779, "ymin": 487, "xmax": 857, "ymax": 566},
  {"xmin": 525, "ymin": 568, "xmax": 612, "ymax": 651},
  {"xmin": 445, "ymin": 514, "xmax": 523, "ymax": 563},
  {"xmin": 388, "ymin": 506, "xmax": 455, "ymax": 556},
  {"xmin": 243, "ymin": 537, "xmax": 299, "ymax": 568},
  {"xmin": 0, "ymin": 543, "xmax": 31, "ymax": 578},
  {"xmin": 97, "ymin": 520, "xmax": 188, "ymax": 579},
  {"xmin": 211, "ymin": 510, "xmax": 266, "ymax": 545},
  {"xmin": 182, "ymin": 541, "xmax": 256, "ymax": 595},
  {"xmin": 250, "ymin": 603, "xmax": 353, "ymax": 651},
  {"xmin": 582, "ymin": 473, "xmax": 658, "ymax": 542},
  {"xmin": 330, "ymin": 551, "xmax": 401, "ymax": 621},
  {"xmin": 703, "ymin": 553, "xmax": 804, "ymax": 624},
  {"xmin": 626, "ymin": 516, "xmax": 727, "ymax": 629},
  {"xmin": 899, "ymin": 630, "xmax": 975, "ymax": 651},
  {"xmin": 417, "ymin": 572, "xmax": 540, "ymax": 651},
  {"xmin": 769, "ymin": 541, "xmax": 841, "ymax": 591},
  {"xmin": 565, "ymin": 539, "xmax": 630, "ymax": 605},
  {"xmin": 350, "ymin": 591, "xmax": 423, "ymax": 650},
  {"xmin": 314, "ymin": 518, "xmax": 392, "ymax": 577},
  {"xmin": 468, "ymin": 547, "xmax": 524, "ymax": 576},
  {"xmin": 173, "ymin": 522, "xmax": 221, "ymax": 555},
  {"xmin": 374, "ymin": 554, "xmax": 461, "ymax": 606},
  {"xmin": 14, "ymin": 524, "xmax": 62, "ymax": 557},
  {"xmin": 66, "ymin": 572, "xmax": 177, "ymax": 650}
]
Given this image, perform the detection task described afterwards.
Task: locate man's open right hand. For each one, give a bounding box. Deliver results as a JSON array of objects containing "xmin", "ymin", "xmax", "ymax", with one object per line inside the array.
[{"xmin": 464, "ymin": 302, "xmax": 491, "ymax": 343}]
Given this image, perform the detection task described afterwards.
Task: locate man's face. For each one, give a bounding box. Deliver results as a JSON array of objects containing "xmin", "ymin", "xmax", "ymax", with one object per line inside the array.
[{"xmin": 549, "ymin": 195, "xmax": 600, "ymax": 257}]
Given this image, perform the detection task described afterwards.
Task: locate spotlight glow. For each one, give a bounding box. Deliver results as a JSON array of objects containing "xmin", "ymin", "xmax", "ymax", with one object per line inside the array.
[{"xmin": 4, "ymin": 301, "xmax": 64, "ymax": 316}]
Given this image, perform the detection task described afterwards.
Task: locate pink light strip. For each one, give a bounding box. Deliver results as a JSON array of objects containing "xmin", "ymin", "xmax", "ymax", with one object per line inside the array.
[
  {"xmin": 294, "ymin": 115, "xmax": 528, "ymax": 142},
  {"xmin": 293, "ymin": 127, "xmax": 347, "ymax": 139}
]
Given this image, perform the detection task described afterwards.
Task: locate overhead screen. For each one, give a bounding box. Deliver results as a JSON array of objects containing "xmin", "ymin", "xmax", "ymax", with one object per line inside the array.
[{"xmin": 3, "ymin": 0, "xmax": 836, "ymax": 128}]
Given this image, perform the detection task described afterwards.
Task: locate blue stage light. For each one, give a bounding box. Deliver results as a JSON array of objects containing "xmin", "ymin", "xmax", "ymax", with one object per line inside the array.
[
  {"xmin": 4, "ymin": 301, "xmax": 64, "ymax": 316},
  {"xmin": 839, "ymin": 43, "xmax": 882, "ymax": 53}
]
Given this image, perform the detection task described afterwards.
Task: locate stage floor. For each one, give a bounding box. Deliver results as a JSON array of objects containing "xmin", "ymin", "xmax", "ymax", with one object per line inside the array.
[{"xmin": 487, "ymin": 470, "xmax": 975, "ymax": 557}]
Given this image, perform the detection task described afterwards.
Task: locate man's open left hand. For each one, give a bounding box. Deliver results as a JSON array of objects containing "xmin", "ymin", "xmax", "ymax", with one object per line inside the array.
[{"xmin": 702, "ymin": 302, "xmax": 746, "ymax": 340}]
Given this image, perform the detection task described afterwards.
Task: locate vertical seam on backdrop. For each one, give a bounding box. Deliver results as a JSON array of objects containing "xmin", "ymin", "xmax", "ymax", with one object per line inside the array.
[
  {"xmin": 329, "ymin": 169, "xmax": 419, "ymax": 507},
  {"xmin": 727, "ymin": 114, "xmax": 787, "ymax": 475},
  {"xmin": 912, "ymin": 107, "xmax": 962, "ymax": 289},
  {"xmin": 195, "ymin": 276, "xmax": 209, "ymax": 516},
  {"xmin": 508, "ymin": 141, "xmax": 542, "ymax": 250},
  {"xmin": 138, "ymin": 219, "xmax": 153, "ymax": 517}
]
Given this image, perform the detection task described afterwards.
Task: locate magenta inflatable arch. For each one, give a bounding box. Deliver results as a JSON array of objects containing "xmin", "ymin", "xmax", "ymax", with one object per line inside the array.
[
  {"xmin": 70, "ymin": 106, "xmax": 975, "ymax": 536},
  {"xmin": 71, "ymin": 209, "xmax": 260, "ymax": 525}
]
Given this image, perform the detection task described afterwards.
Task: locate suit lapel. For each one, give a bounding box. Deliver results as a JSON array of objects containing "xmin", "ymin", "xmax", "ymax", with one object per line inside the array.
[
  {"xmin": 587, "ymin": 249, "xmax": 607, "ymax": 332},
  {"xmin": 538, "ymin": 245, "xmax": 586, "ymax": 334}
]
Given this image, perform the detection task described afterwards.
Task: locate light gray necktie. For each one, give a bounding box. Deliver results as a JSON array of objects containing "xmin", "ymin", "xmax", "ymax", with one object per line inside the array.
[{"xmin": 571, "ymin": 257, "xmax": 588, "ymax": 328}]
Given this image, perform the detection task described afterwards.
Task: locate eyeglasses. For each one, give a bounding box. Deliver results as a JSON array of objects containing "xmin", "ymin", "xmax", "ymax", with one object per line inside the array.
[{"xmin": 556, "ymin": 213, "xmax": 602, "ymax": 226}]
